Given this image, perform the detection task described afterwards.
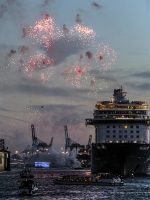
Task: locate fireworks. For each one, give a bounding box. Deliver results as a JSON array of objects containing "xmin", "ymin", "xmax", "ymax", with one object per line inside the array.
[
  {"xmin": 92, "ymin": 2, "xmax": 102, "ymax": 9},
  {"xmin": 94, "ymin": 43, "xmax": 117, "ymax": 72},
  {"xmin": 76, "ymin": 14, "xmax": 82, "ymax": 23},
  {"xmin": 5, "ymin": 51, "xmax": 27, "ymax": 72},
  {"xmin": 86, "ymin": 51, "xmax": 93, "ymax": 59},
  {"xmin": 18, "ymin": 45, "xmax": 30, "ymax": 55},
  {"xmin": 63, "ymin": 24, "xmax": 69, "ymax": 33},
  {"xmin": 69, "ymin": 24, "xmax": 96, "ymax": 47},
  {"xmin": 28, "ymin": 14, "xmax": 61, "ymax": 49},
  {"xmin": 22, "ymin": 28, "xmax": 26, "ymax": 38},
  {"xmin": 87, "ymin": 77, "xmax": 107, "ymax": 96},
  {"xmin": 25, "ymin": 53, "xmax": 54, "ymax": 82},
  {"xmin": 62, "ymin": 61, "xmax": 91, "ymax": 88}
]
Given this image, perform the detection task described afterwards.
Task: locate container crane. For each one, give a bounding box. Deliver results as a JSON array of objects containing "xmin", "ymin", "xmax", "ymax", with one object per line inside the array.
[
  {"xmin": 76, "ymin": 135, "xmax": 92, "ymax": 168},
  {"xmin": 31, "ymin": 124, "xmax": 53, "ymax": 152},
  {"xmin": 64, "ymin": 125, "xmax": 84, "ymax": 153}
]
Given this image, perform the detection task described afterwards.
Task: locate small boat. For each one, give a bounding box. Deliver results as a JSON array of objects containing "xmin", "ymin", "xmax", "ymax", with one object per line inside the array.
[
  {"xmin": 18, "ymin": 180, "xmax": 38, "ymax": 195},
  {"xmin": 20, "ymin": 168, "xmax": 34, "ymax": 178},
  {"xmin": 53, "ymin": 174, "xmax": 124, "ymax": 186}
]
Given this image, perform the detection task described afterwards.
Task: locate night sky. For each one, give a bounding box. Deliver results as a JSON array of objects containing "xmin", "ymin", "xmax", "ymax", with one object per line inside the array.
[{"xmin": 0, "ymin": 0, "xmax": 150, "ymax": 153}]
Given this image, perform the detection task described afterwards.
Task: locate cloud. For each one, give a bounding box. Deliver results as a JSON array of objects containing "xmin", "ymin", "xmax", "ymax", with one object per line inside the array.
[
  {"xmin": 129, "ymin": 71, "xmax": 150, "ymax": 79},
  {"xmin": 46, "ymin": 37, "xmax": 87, "ymax": 66},
  {"xmin": 126, "ymin": 82, "xmax": 150, "ymax": 91},
  {"xmin": 0, "ymin": 5, "xmax": 7, "ymax": 18}
]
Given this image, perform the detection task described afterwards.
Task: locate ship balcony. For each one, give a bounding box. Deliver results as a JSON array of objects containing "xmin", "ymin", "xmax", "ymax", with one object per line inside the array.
[
  {"xmin": 105, "ymin": 140, "xmax": 146, "ymax": 144},
  {"xmin": 94, "ymin": 115, "xmax": 149, "ymax": 119},
  {"xmin": 85, "ymin": 118, "xmax": 150, "ymax": 126}
]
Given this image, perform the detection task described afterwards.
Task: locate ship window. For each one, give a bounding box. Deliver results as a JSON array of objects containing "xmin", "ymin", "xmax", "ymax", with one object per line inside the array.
[
  {"xmin": 107, "ymin": 126, "xmax": 110, "ymax": 128},
  {"xmin": 119, "ymin": 135, "xmax": 122, "ymax": 138},
  {"xmin": 124, "ymin": 125, "xmax": 128, "ymax": 129},
  {"xmin": 136, "ymin": 131, "xmax": 139, "ymax": 133},
  {"xmin": 136, "ymin": 135, "xmax": 139, "ymax": 138},
  {"xmin": 124, "ymin": 130, "xmax": 127, "ymax": 133},
  {"xmin": 113, "ymin": 126, "xmax": 116, "ymax": 128},
  {"xmin": 106, "ymin": 135, "xmax": 110, "ymax": 138},
  {"xmin": 130, "ymin": 135, "xmax": 133, "ymax": 138},
  {"xmin": 113, "ymin": 130, "xmax": 116, "ymax": 133},
  {"xmin": 113, "ymin": 135, "xmax": 116, "ymax": 138},
  {"xmin": 130, "ymin": 131, "xmax": 133, "ymax": 133},
  {"xmin": 136, "ymin": 126, "xmax": 139, "ymax": 128},
  {"xmin": 124, "ymin": 135, "xmax": 127, "ymax": 138},
  {"xmin": 119, "ymin": 130, "xmax": 122, "ymax": 133},
  {"xmin": 107, "ymin": 130, "xmax": 110, "ymax": 133},
  {"xmin": 119, "ymin": 125, "xmax": 122, "ymax": 128},
  {"xmin": 130, "ymin": 126, "xmax": 133, "ymax": 128}
]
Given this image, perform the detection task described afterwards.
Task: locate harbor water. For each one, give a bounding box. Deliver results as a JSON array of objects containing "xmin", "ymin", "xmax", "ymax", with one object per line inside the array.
[{"xmin": 0, "ymin": 169, "xmax": 150, "ymax": 200}]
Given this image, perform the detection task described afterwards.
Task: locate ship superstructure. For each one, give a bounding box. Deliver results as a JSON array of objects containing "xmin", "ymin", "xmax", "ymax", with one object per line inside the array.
[{"xmin": 85, "ymin": 86, "xmax": 150, "ymax": 175}]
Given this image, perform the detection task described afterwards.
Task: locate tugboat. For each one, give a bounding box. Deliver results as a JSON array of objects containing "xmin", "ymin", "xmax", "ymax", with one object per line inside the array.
[
  {"xmin": 18, "ymin": 180, "xmax": 38, "ymax": 195},
  {"xmin": 53, "ymin": 173, "xmax": 124, "ymax": 186},
  {"xmin": 20, "ymin": 168, "xmax": 34, "ymax": 178}
]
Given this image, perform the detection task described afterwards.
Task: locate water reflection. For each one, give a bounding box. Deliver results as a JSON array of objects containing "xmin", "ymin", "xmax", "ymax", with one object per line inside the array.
[{"xmin": 0, "ymin": 170, "xmax": 150, "ymax": 199}]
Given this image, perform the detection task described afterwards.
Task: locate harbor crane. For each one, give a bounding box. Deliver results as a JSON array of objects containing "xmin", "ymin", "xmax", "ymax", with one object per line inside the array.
[
  {"xmin": 76, "ymin": 135, "xmax": 92, "ymax": 168},
  {"xmin": 64, "ymin": 125, "xmax": 84, "ymax": 153},
  {"xmin": 20, "ymin": 145, "xmax": 35, "ymax": 158},
  {"xmin": 31, "ymin": 124, "xmax": 53, "ymax": 152}
]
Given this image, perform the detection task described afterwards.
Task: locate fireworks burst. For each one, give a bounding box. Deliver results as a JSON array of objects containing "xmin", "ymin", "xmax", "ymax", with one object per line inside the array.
[
  {"xmin": 87, "ymin": 76, "xmax": 107, "ymax": 96},
  {"xmin": 95, "ymin": 43, "xmax": 117, "ymax": 72},
  {"xmin": 69, "ymin": 24, "xmax": 96, "ymax": 47},
  {"xmin": 25, "ymin": 52, "xmax": 54, "ymax": 83},
  {"xmin": 76, "ymin": 14, "xmax": 82, "ymax": 23},
  {"xmin": 22, "ymin": 28, "xmax": 26, "ymax": 38},
  {"xmin": 28, "ymin": 14, "xmax": 61, "ymax": 49},
  {"xmin": 5, "ymin": 51, "xmax": 28, "ymax": 72},
  {"xmin": 62, "ymin": 61, "xmax": 91, "ymax": 88}
]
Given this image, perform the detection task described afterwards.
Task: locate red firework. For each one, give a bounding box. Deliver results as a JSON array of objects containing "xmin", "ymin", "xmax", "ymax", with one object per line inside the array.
[
  {"xmin": 63, "ymin": 24, "xmax": 69, "ymax": 33},
  {"xmin": 25, "ymin": 53, "xmax": 54, "ymax": 82},
  {"xmin": 99, "ymin": 55, "xmax": 103, "ymax": 60},
  {"xmin": 18, "ymin": 45, "xmax": 30, "ymax": 55},
  {"xmin": 70, "ymin": 24, "xmax": 96, "ymax": 47},
  {"xmin": 62, "ymin": 61, "xmax": 91, "ymax": 88},
  {"xmin": 22, "ymin": 28, "xmax": 26, "ymax": 38},
  {"xmin": 86, "ymin": 51, "xmax": 93, "ymax": 59},
  {"xmin": 95, "ymin": 43, "xmax": 117, "ymax": 72},
  {"xmin": 28, "ymin": 14, "xmax": 61, "ymax": 49},
  {"xmin": 7, "ymin": 50, "xmax": 16, "ymax": 57},
  {"xmin": 76, "ymin": 14, "xmax": 82, "ymax": 23}
]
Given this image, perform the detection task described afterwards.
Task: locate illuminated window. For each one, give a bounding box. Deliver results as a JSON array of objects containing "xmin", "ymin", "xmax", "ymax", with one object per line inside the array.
[{"xmin": 124, "ymin": 125, "xmax": 128, "ymax": 129}]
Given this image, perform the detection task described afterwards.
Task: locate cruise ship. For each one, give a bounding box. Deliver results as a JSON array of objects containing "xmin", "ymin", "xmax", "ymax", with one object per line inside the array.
[{"xmin": 85, "ymin": 86, "xmax": 150, "ymax": 176}]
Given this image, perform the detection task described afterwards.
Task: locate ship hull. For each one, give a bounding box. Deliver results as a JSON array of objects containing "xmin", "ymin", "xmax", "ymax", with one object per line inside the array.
[{"xmin": 91, "ymin": 143, "xmax": 150, "ymax": 176}]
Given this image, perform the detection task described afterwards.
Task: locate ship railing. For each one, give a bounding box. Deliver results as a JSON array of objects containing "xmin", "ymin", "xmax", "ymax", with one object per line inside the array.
[{"xmin": 105, "ymin": 140, "xmax": 146, "ymax": 144}]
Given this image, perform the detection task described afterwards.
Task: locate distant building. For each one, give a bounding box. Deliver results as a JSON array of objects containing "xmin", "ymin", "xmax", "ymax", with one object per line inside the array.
[{"xmin": 0, "ymin": 139, "xmax": 10, "ymax": 171}]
